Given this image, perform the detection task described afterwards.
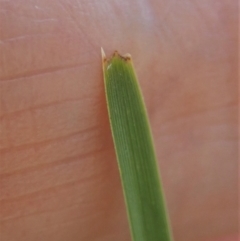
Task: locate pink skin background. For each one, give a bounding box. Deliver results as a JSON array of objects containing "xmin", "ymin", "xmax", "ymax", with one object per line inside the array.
[{"xmin": 0, "ymin": 0, "xmax": 238, "ymax": 241}]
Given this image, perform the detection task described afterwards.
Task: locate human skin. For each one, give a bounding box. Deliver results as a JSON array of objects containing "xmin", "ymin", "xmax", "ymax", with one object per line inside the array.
[{"xmin": 0, "ymin": 0, "xmax": 238, "ymax": 241}]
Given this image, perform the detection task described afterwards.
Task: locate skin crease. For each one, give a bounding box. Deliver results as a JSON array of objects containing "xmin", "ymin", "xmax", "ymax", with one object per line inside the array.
[{"xmin": 0, "ymin": 0, "xmax": 238, "ymax": 241}]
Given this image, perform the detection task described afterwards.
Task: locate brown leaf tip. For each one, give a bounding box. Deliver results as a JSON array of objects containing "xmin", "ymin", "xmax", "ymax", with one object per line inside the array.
[
  {"xmin": 113, "ymin": 51, "xmax": 119, "ymax": 56},
  {"xmin": 101, "ymin": 48, "xmax": 132, "ymax": 63},
  {"xmin": 123, "ymin": 53, "xmax": 131, "ymax": 61},
  {"xmin": 117, "ymin": 52, "xmax": 132, "ymax": 62}
]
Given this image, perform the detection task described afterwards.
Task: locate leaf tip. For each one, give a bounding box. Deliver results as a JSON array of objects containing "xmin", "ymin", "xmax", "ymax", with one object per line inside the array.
[
  {"xmin": 101, "ymin": 47, "xmax": 107, "ymax": 63},
  {"xmin": 113, "ymin": 51, "xmax": 132, "ymax": 62},
  {"xmin": 123, "ymin": 53, "xmax": 132, "ymax": 62},
  {"xmin": 101, "ymin": 50, "xmax": 132, "ymax": 66}
]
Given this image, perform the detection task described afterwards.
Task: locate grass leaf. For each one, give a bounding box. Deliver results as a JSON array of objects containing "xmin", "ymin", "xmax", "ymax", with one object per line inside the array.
[{"xmin": 102, "ymin": 48, "xmax": 173, "ymax": 241}]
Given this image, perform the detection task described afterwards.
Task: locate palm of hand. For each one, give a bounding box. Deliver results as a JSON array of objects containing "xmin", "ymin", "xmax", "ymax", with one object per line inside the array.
[{"xmin": 0, "ymin": 1, "xmax": 238, "ymax": 241}]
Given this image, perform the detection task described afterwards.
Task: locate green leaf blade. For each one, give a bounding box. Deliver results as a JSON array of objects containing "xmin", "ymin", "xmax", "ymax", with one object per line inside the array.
[{"xmin": 102, "ymin": 49, "xmax": 173, "ymax": 241}]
